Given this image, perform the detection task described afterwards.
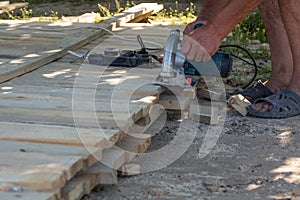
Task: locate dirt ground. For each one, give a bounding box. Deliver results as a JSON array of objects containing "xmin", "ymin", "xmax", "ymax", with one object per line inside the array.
[{"xmin": 7, "ymin": 1, "xmax": 300, "ymax": 199}]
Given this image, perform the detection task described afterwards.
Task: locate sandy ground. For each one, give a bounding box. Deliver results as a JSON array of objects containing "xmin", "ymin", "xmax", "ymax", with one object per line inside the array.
[{"xmin": 82, "ymin": 104, "xmax": 300, "ymax": 200}]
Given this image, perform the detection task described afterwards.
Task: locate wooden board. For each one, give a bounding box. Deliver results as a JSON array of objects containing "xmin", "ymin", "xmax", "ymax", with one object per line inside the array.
[
  {"xmin": 0, "ymin": 190, "xmax": 57, "ymax": 200},
  {"xmin": 0, "ymin": 2, "xmax": 28, "ymax": 15},
  {"xmin": 159, "ymin": 93, "xmax": 191, "ymax": 110},
  {"xmin": 228, "ymin": 94, "xmax": 251, "ymax": 116},
  {"xmin": 0, "ymin": 140, "xmax": 102, "ymax": 169},
  {"xmin": 0, "ymin": 122, "xmax": 110, "ymax": 147},
  {"xmin": 0, "ymin": 152, "xmax": 82, "ymax": 190},
  {"xmin": 0, "ymin": 22, "xmax": 108, "ymax": 83}
]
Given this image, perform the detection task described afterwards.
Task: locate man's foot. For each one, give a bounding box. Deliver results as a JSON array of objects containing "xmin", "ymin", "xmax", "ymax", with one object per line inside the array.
[
  {"xmin": 237, "ymin": 80, "xmax": 273, "ymax": 103},
  {"xmin": 247, "ymin": 89, "xmax": 300, "ymax": 118}
]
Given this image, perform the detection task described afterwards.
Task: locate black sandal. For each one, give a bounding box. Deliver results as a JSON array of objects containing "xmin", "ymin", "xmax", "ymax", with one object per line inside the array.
[
  {"xmin": 247, "ymin": 89, "xmax": 300, "ymax": 118},
  {"xmin": 236, "ymin": 80, "xmax": 273, "ymax": 103}
]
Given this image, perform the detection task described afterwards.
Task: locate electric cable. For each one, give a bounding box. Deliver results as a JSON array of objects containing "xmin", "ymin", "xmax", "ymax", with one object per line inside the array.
[{"xmin": 219, "ymin": 44, "xmax": 259, "ymax": 89}]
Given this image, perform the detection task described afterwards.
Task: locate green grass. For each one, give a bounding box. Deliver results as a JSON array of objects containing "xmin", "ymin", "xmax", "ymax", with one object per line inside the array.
[
  {"xmin": 150, "ymin": 1, "xmax": 197, "ymax": 25},
  {"xmin": 229, "ymin": 8, "xmax": 267, "ymax": 44}
]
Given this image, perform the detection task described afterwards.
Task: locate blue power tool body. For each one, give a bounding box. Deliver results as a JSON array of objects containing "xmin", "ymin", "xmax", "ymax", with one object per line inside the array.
[{"xmin": 183, "ymin": 23, "xmax": 232, "ymax": 78}]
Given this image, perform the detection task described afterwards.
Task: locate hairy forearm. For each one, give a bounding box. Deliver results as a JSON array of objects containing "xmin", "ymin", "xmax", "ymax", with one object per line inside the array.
[
  {"xmin": 197, "ymin": 0, "xmax": 230, "ymax": 21},
  {"xmin": 207, "ymin": 0, "xmax": 263, "ymax": 40}
]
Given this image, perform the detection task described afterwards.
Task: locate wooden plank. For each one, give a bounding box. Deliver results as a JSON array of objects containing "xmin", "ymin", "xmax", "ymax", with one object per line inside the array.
[
  {"xmin": 189, "ymin": 102, "xmax": 220, "ymax": 125},
  {"xmin": 97, "ymin": 149, "xmax": 126, "ymax": 170},
  {"xmin": 106, "ymin": 3, "xmax": 163, "ymax": 27},
  {"xmin": 0, "ymin": 79, "xmax": 161, "ymax": 99},
  {"xmin": 61, "ymin": 175, "xmax": 95, "ymax": 200},
  {"xmin": 119, "ymin": 164, "xmax": 140, "ymax": 176},
  {"xmin": 0, "ymin": 152, "xmax": 82, "ymax": 190},
  {"xmin": 197, "ymin": 88, "xmax": 226, "ymax": 101},
  {"xmin": 159, "ymin": 93, "xmax": 191, "ymax": 110},
  {"xmin": 0, "ymin": 82, "xmax": 161, "ymax": 101},
  {"xmin": 0, "ymin": 28, "xmax": 108, "ymax": 83},
  {"xmin": 128, "ymin": 103, "xmax": 164, "ymax": 134},
  {"xmin": 0, "ymin": 112, "xmax": 132, "ymax": 130},
  {"xmin": 0, "ymin": 140, "xmax": 102, "ymax": 170},
  {"xmin": 0, "ymin": 122, "xmax": 110, "ymax": 147},
  {"xmin": 62, "ymin": 162, "xmax": 119, "ymax": 200},
  {"xmin": 7, "ymin": 65, "xmax": 161, "ymax": 88},
  {"xmin": 0, "ymin": 100, "xmax": 155, "ymax": 126},
  {"xmin": 0, "ymin": 1, "xmax": 9, "ymax": 7},
  {"xmin": 0, "ymin": 98, "xmax": 153, "ymax": 119},
  {"xmin": 116, "ymin": 133, "xmax": 152, "ymax": 162},
  {"xmin": 0, "ymin": 107, "xmax": 139, "ymax": 125},
  {"xmin": 84, "ymin": 162, "xmax": 118, "ymax": 185},
  {"xmin": 0, "ymin": 29, "xmax": 68, "ymax": 38},
  {"xmin": 228, "ymin": 94, "xmax": 251, "ymax": 116},
  {"xmin": 0, "ymin": 2, "xmax": 28, "ymax": 15},
  {"xmin": 0, "ymin": 95, "xmax": 157, "ymax": 130},
  {"xmin": 0, "ymin": 191, "xmax": 58, "ymax": 200}
]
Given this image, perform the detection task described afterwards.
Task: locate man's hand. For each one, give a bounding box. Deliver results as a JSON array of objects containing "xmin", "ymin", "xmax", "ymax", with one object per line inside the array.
[
  {"xmin": 181, "ymin": 23, "xmax": 221, "ymax": 62},
  {"xmin": 183, "ymin": 19, "xmax": 207, "ymax": 35},
  {"xmin": 181, "ymin": 35, "xmax": 211, "ymax": 62}
]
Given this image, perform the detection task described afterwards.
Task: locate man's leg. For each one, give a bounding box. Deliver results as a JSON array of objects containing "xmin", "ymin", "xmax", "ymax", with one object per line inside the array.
[
  {"xmin": 250, "ymin": 0, "xmax": 293, "ymax": 112},
  {"xmin": 279, "ymin": 0, "xmax": 300, "ymax": 95},
  {"xmin": 182, "ymin": 0, "xmax": 263, "ymax": 61},
  {"xmin": 259, "ymin": 0, "xmax": 293, "ymax": 93},
  {"xmin": 249, "ymin": 0, "xmax": 300, "ymax": 115}
]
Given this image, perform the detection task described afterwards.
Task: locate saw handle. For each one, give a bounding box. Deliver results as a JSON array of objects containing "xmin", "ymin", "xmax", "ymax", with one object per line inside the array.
[{"xmin": 193, "ymin": 23, "xmax": 204, "ymax": 30}]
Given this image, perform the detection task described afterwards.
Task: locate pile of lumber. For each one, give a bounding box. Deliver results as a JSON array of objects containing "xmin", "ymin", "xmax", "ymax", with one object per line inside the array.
[
  {"xmin": 0, "ymin": 3, "xmax": 165, "ymax": 200},
  {"xmin": 0, "ymin": 68, "xmax": 163, "ymax": 200}
]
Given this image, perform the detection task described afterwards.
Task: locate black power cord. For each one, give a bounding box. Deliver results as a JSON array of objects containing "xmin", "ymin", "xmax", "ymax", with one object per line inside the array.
[{"xmin": 219, "ymin": 44, "xmax": 259, "ymax": 89}]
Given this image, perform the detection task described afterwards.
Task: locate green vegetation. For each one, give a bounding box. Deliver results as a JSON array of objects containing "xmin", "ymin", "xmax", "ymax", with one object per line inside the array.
[
  {"xmin": 231, "ymin": 9, "xmax": 267, "ymax": 44},
  {"xmin": 4, "ymin": 5, "xmax": 32, "ymax": 20},
  {"xmin": 97, "ymin": 0, "xmax": 132, "ymax": 18},
  {"xmin": 150, "ymin": 1, "xmax": 197, "ymax": 25},
  {"xmin": 94, "ymin": 1, "xmax": 134, "ymax": 22}
]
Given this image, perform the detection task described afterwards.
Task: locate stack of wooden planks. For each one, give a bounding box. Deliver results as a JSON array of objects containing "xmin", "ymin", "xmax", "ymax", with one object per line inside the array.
[{"xmin": 0, "ymin": 3, "xmax": 169, "ymax": 200}]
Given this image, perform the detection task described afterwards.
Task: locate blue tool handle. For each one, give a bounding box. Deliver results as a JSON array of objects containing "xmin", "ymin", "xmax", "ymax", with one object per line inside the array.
[{"xmin": 193, "ymin": 23, "xmax": 204, "ymax": 30}]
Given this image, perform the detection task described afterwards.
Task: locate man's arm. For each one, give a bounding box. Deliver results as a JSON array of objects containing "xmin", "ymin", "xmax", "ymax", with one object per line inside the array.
[{"xmin": 182, "ymin": 0, "xmax": 263, "ymax": 62}]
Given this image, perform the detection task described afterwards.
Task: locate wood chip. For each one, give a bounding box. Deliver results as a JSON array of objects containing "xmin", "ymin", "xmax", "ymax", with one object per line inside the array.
[{"xmin": 228, "ymin": 94, "xmax": 251, "ymax": 116}]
